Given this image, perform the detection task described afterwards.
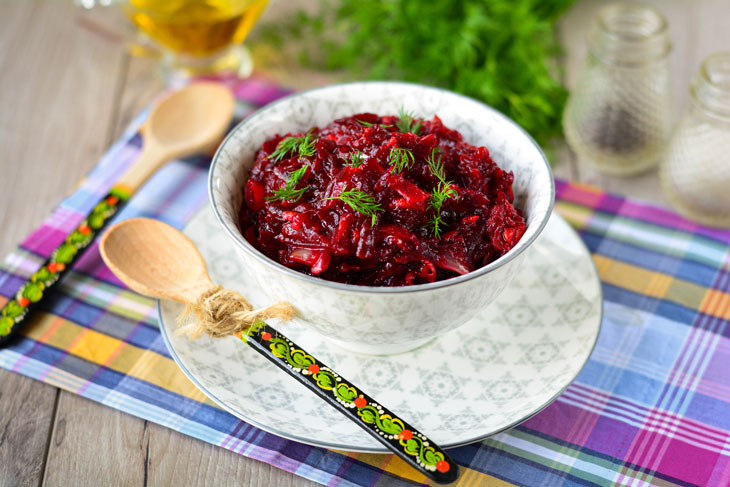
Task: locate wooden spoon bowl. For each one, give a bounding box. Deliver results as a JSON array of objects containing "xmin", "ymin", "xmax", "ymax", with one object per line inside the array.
[{"xmin": 100, "ymin": 218, "xmax": 214, "ymax": 304}]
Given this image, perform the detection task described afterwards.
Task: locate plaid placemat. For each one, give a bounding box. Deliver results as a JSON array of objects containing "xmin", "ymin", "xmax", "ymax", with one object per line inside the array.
[{"xmin": 1, "ymin": 78, "xmax": 729, "ymax": 487}]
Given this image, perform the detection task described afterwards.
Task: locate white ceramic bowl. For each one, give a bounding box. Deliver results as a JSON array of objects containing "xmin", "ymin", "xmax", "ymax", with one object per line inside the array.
[{"xmin": 209, "ymin": 82, "xmax": 554, "ymax": 354}]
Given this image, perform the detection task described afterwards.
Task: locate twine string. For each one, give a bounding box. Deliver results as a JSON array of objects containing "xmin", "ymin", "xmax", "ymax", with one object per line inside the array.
[{"xmin": 176, "ymin": 285, "xmax": 296, "ymax": 339}]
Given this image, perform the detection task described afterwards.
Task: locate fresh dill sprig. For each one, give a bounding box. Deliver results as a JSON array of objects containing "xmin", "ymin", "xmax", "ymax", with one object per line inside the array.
[
  {"xmin": 356, "ymin": 119, "xmax": 392, "ymax": 129},
  {"xmin": 395, "ymin": 107, "xmax": 423, "ymax": 135},
  {"xmin": 347, "ymin": 150, "xmax": 365, "ymax": 168},
  {"xmin": 427, "ymin": 182, "xmax": 458, "ymax": 238},
  {"xmin": 324, "ymin": 187, "xmax": 383, "ymax": 226},
  {"xmin": 267, "ymin": 165, "xmax": 310, "ymax": 202},
  {"xmin": 268, "ymin": 131, "xmax": 317, "ymax": 162},
  {"xmin": 426, "ymin": 147, "xmax": 447, "ymax": 184},
  {"xmin": 425, "ymin": 149, "xmax": 458, "ymax": 238},
  {"xmin": 287, "ymin": 164, "xmax": 309, "ymax": 186},
  {"xmin": 269, "ymin": 186, "xmax": 308, "ymax": 202},
  {"xmin": 388, "ymin": 147, "xmax": 415, "ymax": 174}
]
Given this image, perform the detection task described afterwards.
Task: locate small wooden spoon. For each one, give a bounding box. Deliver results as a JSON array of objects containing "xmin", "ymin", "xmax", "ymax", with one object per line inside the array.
[
  {"xmin": 118, "ymin": 82, "xmax": 235, "ymax": 191},
  {"xmin": 0, "ymin": 82, "xmax": 234, "ymax": 347},
  {"xmin": 99, "ymin": 218, "xmax": 459, "ymax": 485}
]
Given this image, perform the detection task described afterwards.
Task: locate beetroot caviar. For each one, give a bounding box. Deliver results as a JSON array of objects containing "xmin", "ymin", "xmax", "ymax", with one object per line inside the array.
[{"xmin": 239, "ymin": 112, "xmax": 526, "ymax": 287}]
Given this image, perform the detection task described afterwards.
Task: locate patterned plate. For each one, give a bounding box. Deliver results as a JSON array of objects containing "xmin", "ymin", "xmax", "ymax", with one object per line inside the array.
[{"xmin": 158, "ymin": 205, "xmax": 602, "ymax": 453}]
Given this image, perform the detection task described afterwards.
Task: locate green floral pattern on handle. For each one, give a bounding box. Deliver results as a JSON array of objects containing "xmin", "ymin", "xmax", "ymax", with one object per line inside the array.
[
  {"xmin": 240, "ymin": 320, "xmax": 458, "ymax": 483},
  {"xmin": 0, "ymin": 185, "xmax": 130, "ymax": 342}
]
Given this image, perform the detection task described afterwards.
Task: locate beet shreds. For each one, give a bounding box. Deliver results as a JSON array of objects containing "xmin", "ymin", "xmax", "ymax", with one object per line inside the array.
[{"xmin": 239, "ymin": 112, "xmax": 526, "ymax": 287}]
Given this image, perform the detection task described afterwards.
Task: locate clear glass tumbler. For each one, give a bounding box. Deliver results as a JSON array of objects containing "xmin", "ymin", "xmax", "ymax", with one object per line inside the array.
[
  {"xmin": 660, "ymin": 53, "xmax": 730, "ymax": 227},
  {"xmin": 563, "ymin": 3, "xmax": 673, "ymax": 175}
]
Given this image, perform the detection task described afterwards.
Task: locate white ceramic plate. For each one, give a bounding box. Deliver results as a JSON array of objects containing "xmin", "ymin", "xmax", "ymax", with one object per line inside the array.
[{"xmin": 158, "ymin": 205, "xmax": 602, "ymax": 453}]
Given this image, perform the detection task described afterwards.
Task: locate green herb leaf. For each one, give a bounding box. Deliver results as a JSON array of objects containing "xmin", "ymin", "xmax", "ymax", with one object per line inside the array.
[
  {"xmin": 395, "ymin": 107, "xmax": 423, "ymax": 135},
  {"xmin": 324, "ymin": 187, "xmax": 383, "ymax": 226},
  {"xmin": 347, "ymin": 150, "xmax": 365, "ymax": 168},
  {"xmin": 268, "ymin": 131, "xmax": 317, "ymax": 162},
  {"xmin": 425, "ymin": 149, "xmax": 458, "ymax": 238},
  {"xmin": 357, "ymin": 119, "xmax": 392, "ymax": 129},
  {"xmin": 288, "ymin": 164, "xmax": 309, "ymax": 186},
  {"xmin": 426, "ymin": 148, "xmax": 447, "ymax": 185},
  {"xmin": 388, "ymin": 147, "xmax": 415, "ymax": 174},
  {"xmin": 268, "ymin": 185, "xmax": 309, "ymax": 203},
  {"xmin": 267, "ymin": 165, "xmax": 310, "ymax": 202},
  {"xmin": 427, "ymin": 182, "xmax": 458, "ymax": 238}
]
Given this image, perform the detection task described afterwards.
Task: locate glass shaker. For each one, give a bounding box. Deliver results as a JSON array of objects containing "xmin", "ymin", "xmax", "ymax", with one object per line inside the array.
[
  {"xmin": 563, "ymin": 3, "xmax": 673, "ymax": 175},
  {"xmin": 661, "ymin": 53, "xmax": 730, "ymax": 227}
]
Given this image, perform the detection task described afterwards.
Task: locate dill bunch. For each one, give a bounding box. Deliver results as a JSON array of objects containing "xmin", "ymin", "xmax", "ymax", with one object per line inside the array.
[{"xmin": 257, "ymin": 0, "xmax": 576, "ymax": 149}]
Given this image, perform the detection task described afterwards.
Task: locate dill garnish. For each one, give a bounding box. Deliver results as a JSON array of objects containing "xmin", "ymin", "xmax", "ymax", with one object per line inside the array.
[
  {"xmin": 347, "ymin": 150, "xmax": 365, "ymax": 168},
  {"xmin": 356, "ymin": 119, "xmax": 393, "ymax": 129},
  {"xmin": 427, "ymin": 183, "xmax": 458, "ymax": 238},
  {"xmin": 388, "ymin": 147, "xmax": 415, "ymax": 174},
  {"xmin": 267, "ymin": 165, "xmax": 310, "ymax": 202},
  {"xmin": 426, "ymin": 148, "xmax": 458, "ymax": 238},
  {"xmin": 324, "ymin": 187, "xmax": 383, "ymax": 226},
  {"xmin": 426, "ymin": 148, "xmax": 447, "ymax": 184},
  {"xmin": 268, "ymin": 131, "xmax": 317, "ymax": 162},
  {"xmin": 395, "ymin": 107, "xmax": 423, "ymax": 135}
]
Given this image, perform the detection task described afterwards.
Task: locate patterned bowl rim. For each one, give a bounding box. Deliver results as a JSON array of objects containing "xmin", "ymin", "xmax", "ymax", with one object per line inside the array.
[{"xmin": 208, "ymin": 80, "xmax": 555, "ymax": 294}]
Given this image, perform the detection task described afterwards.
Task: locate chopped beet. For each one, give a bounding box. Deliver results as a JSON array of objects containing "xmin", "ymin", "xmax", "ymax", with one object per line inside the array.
[{"xmin": 239, "ymin": 113, "xmax": 525, "ymax": 287}]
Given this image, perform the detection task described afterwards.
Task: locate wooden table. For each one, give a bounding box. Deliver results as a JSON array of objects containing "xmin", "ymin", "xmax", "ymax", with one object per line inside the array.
[{"xmin": 1, "ymin": 1, "xmax": 728, "ymax": 485}]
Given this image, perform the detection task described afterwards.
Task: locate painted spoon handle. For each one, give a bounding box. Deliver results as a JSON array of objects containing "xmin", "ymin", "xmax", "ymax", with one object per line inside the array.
[
  {"xmin": 0, "ymin": 185, "xmax": 131, "ymax": 346},
  {"xmin": 241, "ymin": 321, "xmax": 459, "ymax": 484}
]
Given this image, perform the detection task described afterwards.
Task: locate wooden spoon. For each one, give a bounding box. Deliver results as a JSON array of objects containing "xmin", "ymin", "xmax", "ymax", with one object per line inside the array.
[
  {"xmin": 118, "ymin": 82, "xmax": 234, "ymax": 191},
  {"xmin": 0, "ymin": 82, "xmax": 234, "ymax": 346},
  {"xmin": 99, "ymin": 217, "xmax": 459, "ymax": 485}
]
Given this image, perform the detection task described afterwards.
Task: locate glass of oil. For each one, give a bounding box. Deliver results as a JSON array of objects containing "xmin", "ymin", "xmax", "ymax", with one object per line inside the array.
[{"xmin": 80, "ymin": 0, "xmax": 269, "ymax": 82}]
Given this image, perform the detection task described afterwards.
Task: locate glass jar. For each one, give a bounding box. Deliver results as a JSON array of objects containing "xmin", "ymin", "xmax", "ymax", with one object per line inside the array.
[
  {"xmin": 660, "ymin": 53, "xmax": 730, "ymax": 227},
  {"xmin": 563, "ymin": 3, "xmax": 673, "ymax": 175}
]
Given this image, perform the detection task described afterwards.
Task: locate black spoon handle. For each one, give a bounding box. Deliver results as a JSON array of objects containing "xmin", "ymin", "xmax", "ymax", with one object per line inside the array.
[
  {"xmin": 0, "ymin": 186, "xmax": 131, "ymax": 347},
  {"xmin": 240, "ymin": 321, "xmax": 459, "ymax": 484}
]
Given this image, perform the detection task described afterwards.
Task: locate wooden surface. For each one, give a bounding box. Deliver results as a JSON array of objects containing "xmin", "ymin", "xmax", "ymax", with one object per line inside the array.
[{"xmin": 1, "ymin": 0, "xmax": 729, "ymax": 486}]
